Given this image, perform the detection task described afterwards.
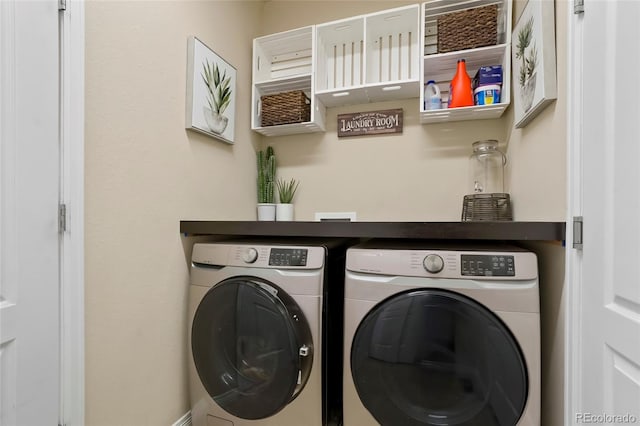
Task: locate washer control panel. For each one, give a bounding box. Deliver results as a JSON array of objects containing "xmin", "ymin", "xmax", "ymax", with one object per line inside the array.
[
  {"xmin": 191, "ymin": 243, "xmax": 324, "ymax": 269},
  {"xmin": 269, "ymin": 248, "xmax": 308, "ymax": 266},
  {"xmin": 461, "ymin": 254, "xmax": 515, "ymax": 277}
]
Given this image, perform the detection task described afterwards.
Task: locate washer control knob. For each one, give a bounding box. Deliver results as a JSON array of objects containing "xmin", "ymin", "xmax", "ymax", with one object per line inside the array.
[
  {"xmin": 242, "ymin": 248, "xmax": 259, "ymax": 264},
  {"xmin": 423, "ymin": 254, "xmax": 444, "ymax": 273}
]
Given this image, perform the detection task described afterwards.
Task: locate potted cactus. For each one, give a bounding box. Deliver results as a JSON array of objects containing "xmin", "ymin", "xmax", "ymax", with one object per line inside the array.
[
  {"xmin": 256, "ymin": 146, "xmax": 276, "ymax": 220},
  {"xmin": 276, "ymin": 178, "xmax": 299, "ymax": 221}
]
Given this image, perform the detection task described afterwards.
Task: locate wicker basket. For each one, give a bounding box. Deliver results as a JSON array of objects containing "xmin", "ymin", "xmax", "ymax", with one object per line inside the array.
[
  {"xmin": 437, "ymin": 4, "xmax": 498, "ymax": 54},
  {"xmin": 461, "ymin": 193, "xmax": 513, "ymax": 222},
  {"xmin": 261, "ymin": 90, "xmax": 311, "ymax": 127}
]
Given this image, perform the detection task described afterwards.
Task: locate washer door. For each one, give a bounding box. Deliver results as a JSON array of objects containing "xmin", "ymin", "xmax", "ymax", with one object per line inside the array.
[
  {"xmin": 192, "ymin": 276, "xmax": 314, "ymax": 420},
  {"xmin": 351, "ymin": 289, "xmax": 528, "ymax": 426}
]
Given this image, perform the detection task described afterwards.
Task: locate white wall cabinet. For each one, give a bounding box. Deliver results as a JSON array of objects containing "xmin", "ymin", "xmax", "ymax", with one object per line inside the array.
[
  {"xmin": 315, "ymin": 4, "xmax": 421, "ymax": 108},
  {"xmin": 251, "ymin": 26, "xmax": 326, "ymax": 136},
  {"xmin": 251, "ymin": 1, "xmax": 512, "ymax": 135},
  {"xmin": 419, "ymin": 0, "xmax": 513, "ymax": 124}
]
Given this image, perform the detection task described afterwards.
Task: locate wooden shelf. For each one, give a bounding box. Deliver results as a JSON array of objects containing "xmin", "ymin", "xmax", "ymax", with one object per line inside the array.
[{"xmin": 180, "ymin": 221, "xmax": 566, "ymax": 242}]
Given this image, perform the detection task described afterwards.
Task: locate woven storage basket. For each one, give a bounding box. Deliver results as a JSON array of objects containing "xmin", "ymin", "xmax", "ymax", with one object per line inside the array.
[
  {"xmin": 261, "ymin": 90, "xmax": 311, "ymax": 127},
  {"xmin": 437, "ymin": 4, "xmax": 498, "ymax": 53}
]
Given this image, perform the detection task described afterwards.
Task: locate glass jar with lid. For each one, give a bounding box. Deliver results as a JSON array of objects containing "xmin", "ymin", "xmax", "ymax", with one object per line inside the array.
[{"xmin": 468, "ymin": 139, "xmax": 506, "ymax": 194}]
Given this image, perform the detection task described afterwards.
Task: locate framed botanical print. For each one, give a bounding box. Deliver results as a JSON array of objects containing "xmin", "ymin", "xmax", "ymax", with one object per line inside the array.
[
  {"xmin": 512, "ymin": 0, "xmax": 557, "ymax": 128},
  {"xmin": 186, "ymin": 36, "xmax": 236, "ymax": 143}
]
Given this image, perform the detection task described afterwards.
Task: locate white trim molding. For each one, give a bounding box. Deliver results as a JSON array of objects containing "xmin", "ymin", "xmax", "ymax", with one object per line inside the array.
[
  {"xmin": 59, "ymin": 0, "xmax": 85, "ymax": 425},
  {"xmin": 565, "ymin": 0, "xmax": 584, "ymax": 424},
  {"xmin": 171, "ymin": 411, "xmax": 192, "ymax": 426}
]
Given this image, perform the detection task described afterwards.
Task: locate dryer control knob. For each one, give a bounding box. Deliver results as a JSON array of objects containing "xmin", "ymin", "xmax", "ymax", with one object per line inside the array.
[
  {"xmin": 242, "ymin": 248, "xmax": 259, "ymax": 263},
  {"xmin": 423, "ymin": 254, "xmax": 444, "ymax": 273}
]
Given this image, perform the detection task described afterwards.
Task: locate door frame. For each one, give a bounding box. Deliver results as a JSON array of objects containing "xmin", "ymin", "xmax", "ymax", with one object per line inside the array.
[
  {"xmin": 565, "ymin": 0, "xmax": 583, "ymax": 424},
  {"xmin": 59, "ymin": 0, "xmax": 85, "ymax": 424}
]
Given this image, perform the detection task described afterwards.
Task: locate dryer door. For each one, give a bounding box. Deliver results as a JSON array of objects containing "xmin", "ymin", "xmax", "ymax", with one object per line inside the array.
[
  {"xmin": 351, "ymin": 289, "xmax": 528, "ymax": 426},
  {"xmin": 191, "ymin": 276, "xmax": 314, "ymax": 420}
]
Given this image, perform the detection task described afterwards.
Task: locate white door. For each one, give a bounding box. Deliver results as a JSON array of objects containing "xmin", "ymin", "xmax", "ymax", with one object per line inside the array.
[
  {"xmin": 572, "ymin": 0, "xmax": 640, "ymax": 423},
  {"xmin": 0, "ymin": 0, "xmax": 61, "ymax": 425}
]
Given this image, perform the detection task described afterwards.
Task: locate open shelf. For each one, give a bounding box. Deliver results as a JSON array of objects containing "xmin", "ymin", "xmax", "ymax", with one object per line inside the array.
[
  {"xmin": 180, "ymin": 220, "xmax": 567, "ymax": 242},
  {"xmin": 252, "ymin": 26, "xmax": 326, "ymax": 136},
  {"xmin": 253, "ymin": 27, "xmax": 314, "ymax": 82},
  {"xmin": 419, "ymin": 0, "xmax": 512, "ymax": 124},
  {"xmin": 251, "ymin": 1, "xmax": 514, "ymax": 134},
  {"xmin": 315, "ymin": 4, "xmax": 421, "ymax": 108}
]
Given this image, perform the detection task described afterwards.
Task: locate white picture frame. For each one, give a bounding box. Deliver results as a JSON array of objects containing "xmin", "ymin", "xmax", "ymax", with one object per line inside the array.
[
  {"xmin": 512, "ymin": 0, "xmax": 557, "ymax": 128},
  {"xmin": 186, "ymin": 36, "xmax": 236, "ymax": 144}
]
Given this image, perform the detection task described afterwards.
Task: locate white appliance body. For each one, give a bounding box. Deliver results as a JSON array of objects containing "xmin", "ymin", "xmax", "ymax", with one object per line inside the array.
[
  {"xmin": 343, "ymin": 243, "xmax": 540, "ymax": 426},
  {"xmin": 189, "ymin": 242, "xmax": 327, "ymax": 426}
]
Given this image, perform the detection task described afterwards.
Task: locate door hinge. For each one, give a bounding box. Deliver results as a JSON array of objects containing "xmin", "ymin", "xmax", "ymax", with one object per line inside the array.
[
  {"xmin": 573, "ymin": 216, "xmax": 583, "ymax": 249},
  {"xmin": 574, "ymin": 0, "xmax": 584, "ymax": 14},
  {"xmin": 58, "ymin": 0, "xmax": 66, "ymax": 11},
  {"xmin": 59, "ymin": 203, "xmax": 67, "ymax": 233}
]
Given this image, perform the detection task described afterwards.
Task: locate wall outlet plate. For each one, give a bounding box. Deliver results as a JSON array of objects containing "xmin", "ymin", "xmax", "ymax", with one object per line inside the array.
[{"xmin": 314, "ymin": 212, "xmax": 357, "ymax": 222}]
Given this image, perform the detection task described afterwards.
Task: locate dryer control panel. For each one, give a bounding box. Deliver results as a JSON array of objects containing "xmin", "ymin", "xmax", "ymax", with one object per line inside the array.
[
  {"xmin": 346, "ymin": 247, "xmax": 537, "ymax": 280},
  {"xmin": 461, "ymin": 254, "xmax": 515, "ymax": 277}
]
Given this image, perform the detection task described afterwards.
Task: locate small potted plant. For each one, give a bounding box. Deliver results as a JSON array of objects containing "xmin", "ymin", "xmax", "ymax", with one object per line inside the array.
[
  {"xmin": 276, "ymin": 178, "xmax": 299, "ymax": 221},
  {"xmin": 256, "ymin": 146, "xmax": 276, "ymax": 220}
]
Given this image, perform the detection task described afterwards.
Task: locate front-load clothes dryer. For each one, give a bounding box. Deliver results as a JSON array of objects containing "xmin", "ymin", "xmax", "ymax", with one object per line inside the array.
[
  {"xmin": 188, "ymin": 240, "xmax": 347, "ymax": 426},
  {"xmin": 343, "ymin": 242, "xmax": 540, "ymax": 426}
]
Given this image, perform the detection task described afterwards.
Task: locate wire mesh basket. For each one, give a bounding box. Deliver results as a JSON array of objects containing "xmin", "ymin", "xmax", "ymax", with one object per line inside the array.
[
  {"xmin": 461, "ymin": 193, "xmax": 513, "ymax": 221},
  {"xmin": 437, "ymin": 4, "xmax": 498, "ymax": 53}
]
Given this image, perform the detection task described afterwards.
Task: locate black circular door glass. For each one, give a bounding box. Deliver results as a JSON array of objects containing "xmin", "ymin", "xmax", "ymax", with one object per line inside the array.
[
  {"xmin": 351, "ymin": 289, "xmax": 528, "ymax": 426},
  {"xmin": 192, "ymin": 277, "xmax": 313, "ymax": 420}
]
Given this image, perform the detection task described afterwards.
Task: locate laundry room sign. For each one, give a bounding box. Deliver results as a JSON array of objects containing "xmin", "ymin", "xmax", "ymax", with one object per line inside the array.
[{"xmin": 337, "ymin": 108, "xmax": 403, "ymax": 137}]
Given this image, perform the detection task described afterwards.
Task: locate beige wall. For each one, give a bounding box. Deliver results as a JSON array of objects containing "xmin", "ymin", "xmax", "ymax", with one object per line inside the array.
[
  {"xmin": 261, "ymin": 2, "xmax": 569, "ymax": 425},
  {"xmin": 85, "ymin": 1, "xmax": 263, "ymax": 424},
  {"xmin": 507, "ymin": 0, "xmax": 567, "ymax": 221},
  {"xmin": 85, "ymin": 0, "xmax": 567, "ymax": 424},
  {"xmin": 514, "ymin": 2, "xmax": 567, "ymax": 425},
  {"xmin": 261, "ymin": 0, "xmax": 566, "ymax": 222},
  {"xmin": 523, "ymin": 242, "xmax": 566, "ymax": 426}
]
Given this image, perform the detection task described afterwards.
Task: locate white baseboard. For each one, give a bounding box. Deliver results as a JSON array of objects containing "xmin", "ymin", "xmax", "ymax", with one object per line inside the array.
[{"xmin": 171, "ymin": 411, "xmax": 192, "ymax": 426}]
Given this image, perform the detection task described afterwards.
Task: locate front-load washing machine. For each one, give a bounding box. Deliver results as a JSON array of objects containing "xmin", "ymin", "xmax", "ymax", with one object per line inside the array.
[
  {"xmin": 343, "ymin": 241, "xmax": 540, "ymax": 426},
  {"xmin": 188, "ymin": 240, "xmax": 348, "ymax": 426}
]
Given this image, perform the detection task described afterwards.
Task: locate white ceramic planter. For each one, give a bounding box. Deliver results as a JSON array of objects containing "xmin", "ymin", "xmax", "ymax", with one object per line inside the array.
[
  {"xmin": 257, "ymin": 203, "xmax": 276, "ymax": 221},
  {"xmin": 203, "ymin": 107, "xmax": 229, "ymax": 134},
  {"xmin": 276, "ymin": 203, "xmax": 294, "ymax": 221}
]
